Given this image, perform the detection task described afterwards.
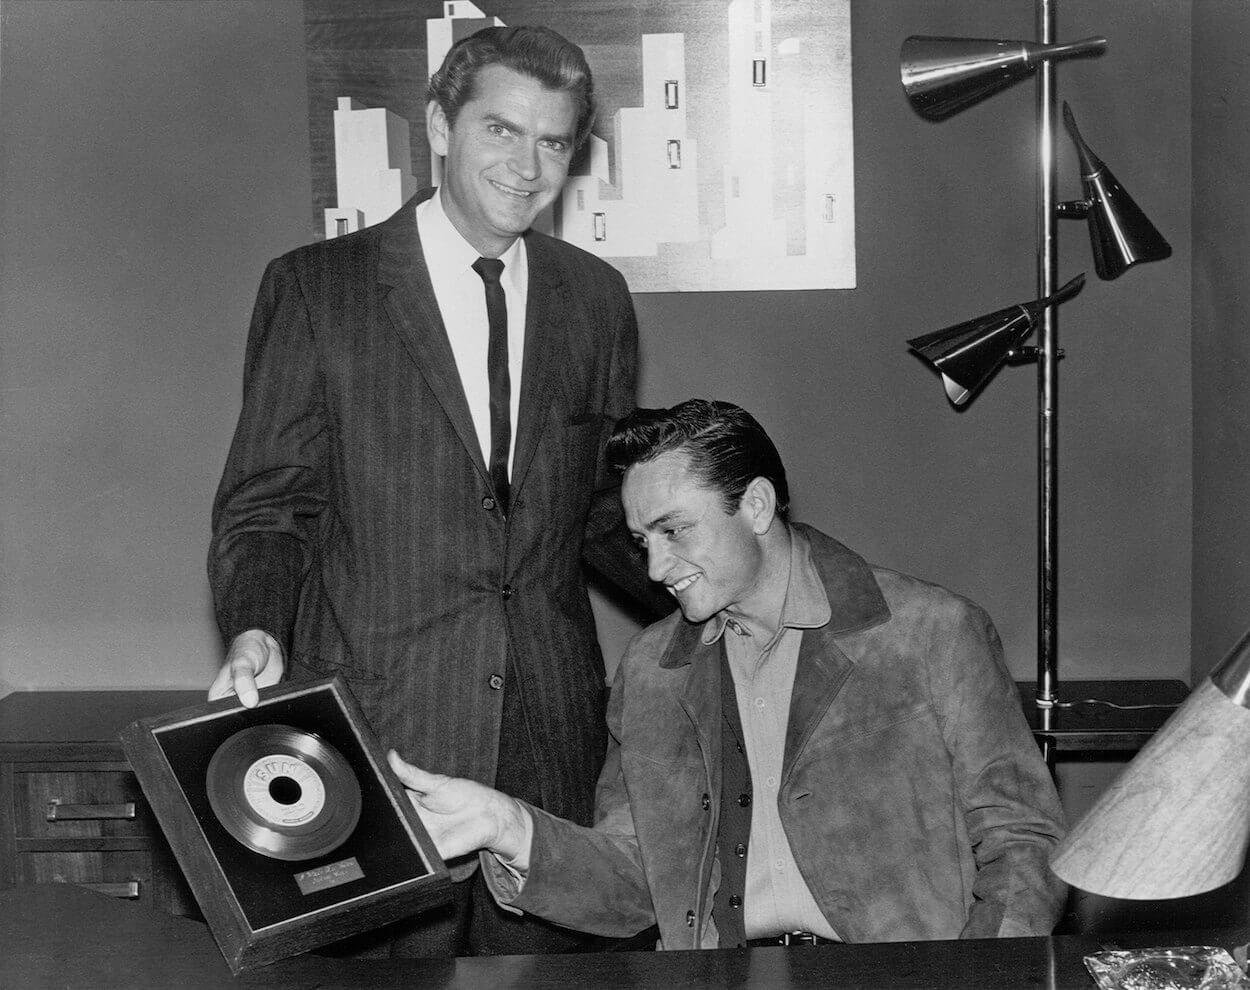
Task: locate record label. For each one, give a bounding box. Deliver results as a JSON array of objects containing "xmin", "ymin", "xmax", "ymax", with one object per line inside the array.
[
  {"xmin": 242, "ymin": 754, "xmax": 326, "ymax": 827},
  {"xmin": 206, "ymin": 724, "xmax": 363, "ymax": 862}
]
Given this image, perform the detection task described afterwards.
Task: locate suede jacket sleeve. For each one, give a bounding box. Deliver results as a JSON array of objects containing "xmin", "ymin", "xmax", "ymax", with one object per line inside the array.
[{"xmin": 936, "ymin": 601, "xmax": 1069, "ymax": 937}]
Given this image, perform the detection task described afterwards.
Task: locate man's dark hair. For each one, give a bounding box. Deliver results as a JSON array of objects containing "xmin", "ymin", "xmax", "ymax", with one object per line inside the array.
[
  {"xmin": 607, "ymin": 399, "xmax": 791, "ymax": 519},
  {"xmin": 427, "ymin": 25, "xmax": 596, "ymax": 149}
]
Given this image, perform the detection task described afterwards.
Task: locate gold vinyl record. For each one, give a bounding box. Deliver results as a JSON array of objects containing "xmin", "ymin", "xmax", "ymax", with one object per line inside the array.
[{"xmin": 206, "ymin": 724, "xmax": 363, "ymax": 862}]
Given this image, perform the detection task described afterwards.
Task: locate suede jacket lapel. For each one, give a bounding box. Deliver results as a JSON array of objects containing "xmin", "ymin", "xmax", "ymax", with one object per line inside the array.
[
  {"xmin": 781, "ymin": 524, "xmax": 892, "ymax": 782},
  {"xmin": 662, "ymin": 618, "xmax": 724, "ymax": 777},
  {"xmin": 377, "ymin": 189, "xmax": 490, "ymax": 484}
]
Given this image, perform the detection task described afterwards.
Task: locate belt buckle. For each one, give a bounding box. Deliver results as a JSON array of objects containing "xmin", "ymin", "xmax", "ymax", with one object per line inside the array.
[{"xmin": 781, "ymin": 931, "xmax": 819, "ymax": 946}]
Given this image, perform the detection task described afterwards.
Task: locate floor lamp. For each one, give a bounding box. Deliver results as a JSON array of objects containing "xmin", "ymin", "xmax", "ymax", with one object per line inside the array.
[{"xmin": 900, "ymin": 4, "xmax": 1172, "ymax": 724}]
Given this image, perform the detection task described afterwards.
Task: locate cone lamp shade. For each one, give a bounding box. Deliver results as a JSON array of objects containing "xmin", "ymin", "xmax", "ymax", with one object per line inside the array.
[
  {"xmin": 1050, "ymin": 630, "xmax": 1250, "ymax": 899},
  {"xmin": 901, "ymin": 35, "xmax": 1106, "ymax": 120},
  {"xmin": 1063, "ymin": 103, "xmax": 1172, "ymax": 280},
  {"xmin": 908, "ymin": 274, "xmax": 1085, "ymax": 406}
]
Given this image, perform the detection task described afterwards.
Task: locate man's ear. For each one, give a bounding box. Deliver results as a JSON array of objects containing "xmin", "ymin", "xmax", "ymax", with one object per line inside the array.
[
  {"xmin": 427, "ymin": 100, "xmax": 449, "ymax": 158},
  {"xmin": 742, "ymin": 477, "xmax": 777, "ymax": 535}
]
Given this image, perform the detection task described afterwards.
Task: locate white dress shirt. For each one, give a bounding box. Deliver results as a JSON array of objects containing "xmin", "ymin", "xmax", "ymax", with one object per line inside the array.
[{"xmin": 416, "ymin": 190, "xmax": 527, "ymax": 474}]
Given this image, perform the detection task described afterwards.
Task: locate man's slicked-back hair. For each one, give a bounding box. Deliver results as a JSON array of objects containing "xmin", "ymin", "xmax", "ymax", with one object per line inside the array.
[
  {"xmin": 427, "ymin": 25, "xmax": 597, "ymax": 149},
  {"xmin": 607, "ymin": 399, "xmax": 791, "ymax": 519}
]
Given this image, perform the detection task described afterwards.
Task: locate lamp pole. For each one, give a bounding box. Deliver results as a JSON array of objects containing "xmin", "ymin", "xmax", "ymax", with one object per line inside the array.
[{"xmin": 1036, "ymin": 0, "xmax": 1060, "ymax": 717}]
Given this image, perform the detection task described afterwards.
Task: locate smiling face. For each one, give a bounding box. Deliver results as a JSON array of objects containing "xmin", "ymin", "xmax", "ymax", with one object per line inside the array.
[
  {"xmin": 623, "ymin": 451, "xmax": 770, "ymax": 627},
  {"xmin": 427, "ymin": 63, "xmax": 577, "ymax": 258}
]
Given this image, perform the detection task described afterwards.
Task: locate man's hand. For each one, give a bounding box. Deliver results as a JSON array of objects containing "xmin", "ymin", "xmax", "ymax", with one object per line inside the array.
[
  {"xmin": 207, "ymin": 629, "xmax": 285, "ymax": 708},
  {"xmin": 387, "ymin": 751, "xmax": 533, "ymax": 868}
]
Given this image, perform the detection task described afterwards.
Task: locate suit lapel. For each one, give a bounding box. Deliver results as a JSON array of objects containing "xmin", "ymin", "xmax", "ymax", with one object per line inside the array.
[
  {"xmin": 377, "ymin": 192, "xmax": 490, "ymax": 483},
  {"xmin": 510, "ymin": 234, "xmax": 570, "ymax": 499}
]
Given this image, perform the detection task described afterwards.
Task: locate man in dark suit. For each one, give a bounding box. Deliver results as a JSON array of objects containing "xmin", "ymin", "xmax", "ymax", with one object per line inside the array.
[{"xmin": 206, "ymin": 25, "xmax": 667, "ymax": 957}]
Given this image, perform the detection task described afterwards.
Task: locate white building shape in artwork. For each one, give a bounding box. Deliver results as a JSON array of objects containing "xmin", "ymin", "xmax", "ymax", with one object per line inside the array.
[
  {"xmin": 426, "ymin": 2, "xmax": 504, "ymax": 188},
  {"xmin": 324, "ymin": 98, "xmax": 417, "ymax": 240},
  {"xmin": 559, "ymin": 33, "xmax": 699, "ymax": 257},
  {"xmin": 710, "ymin": 0, "xmax": 787, "ymax": 260}
]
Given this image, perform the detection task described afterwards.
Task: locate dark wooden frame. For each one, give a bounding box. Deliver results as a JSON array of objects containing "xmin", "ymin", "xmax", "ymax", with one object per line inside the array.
[{"xmin": 120, "ymin": 676, "xmax": 450, "ymax": 974}]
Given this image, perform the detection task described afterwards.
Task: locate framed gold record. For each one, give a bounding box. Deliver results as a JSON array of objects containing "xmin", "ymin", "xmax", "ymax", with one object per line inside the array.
[{"xmin": 121, "ymin": 676, "xmax": 450, "ymax": 975}]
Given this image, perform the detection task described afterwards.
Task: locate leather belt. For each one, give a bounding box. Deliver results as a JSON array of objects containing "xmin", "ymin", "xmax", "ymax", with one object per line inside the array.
[{"xmin": 746, "ymin": 931, "xmax": 835, "ymax": 947}]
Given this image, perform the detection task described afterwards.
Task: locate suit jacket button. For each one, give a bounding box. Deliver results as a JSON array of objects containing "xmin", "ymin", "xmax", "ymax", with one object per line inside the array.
[
  {"xmin": 738, "ymin": 793, "xmax": 751, "ymax": 808},
  {"xmin": 501, "ymin": 584, "xmax": 514, "ymax": 600},
  {"xmin": 735, "ymin": 843, "xmax": 746, "ymax": 857},
  {"xmin": 701, "ymin": 793, "xmax": 710, "ymax": 811},
  {"xmin": 482, "ymin": 495, "xmax": 497, "ymax": 510},
  {"xmin": 685, "ymin": 910, "xmax": 695, "ymax": 927},
  {"xmin": 488, "ymin": 674, "xmax": 504, "ymax": 690},
  {"xmin": 729, "ymin": 895, "xmax": 742, "ymax": 909}
]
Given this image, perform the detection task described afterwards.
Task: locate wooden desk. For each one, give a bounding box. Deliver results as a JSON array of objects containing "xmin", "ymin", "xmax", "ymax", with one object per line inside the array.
[
  {"xmin": 2, "ymin": 883, "xmax": 1246, "ymax": 989},
  {"xmin": 1017, "ymin": 679, "xmax": 1189, "ymax": 753},
  {"xmin": 0, "ymin": 690, "xmax": 203, "ymax": 914}
]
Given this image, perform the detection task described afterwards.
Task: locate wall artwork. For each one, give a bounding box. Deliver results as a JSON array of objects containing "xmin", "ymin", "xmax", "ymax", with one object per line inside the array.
[{"xmin": 305, "ymin": 0, "xmax": 855, "ymax": 292}]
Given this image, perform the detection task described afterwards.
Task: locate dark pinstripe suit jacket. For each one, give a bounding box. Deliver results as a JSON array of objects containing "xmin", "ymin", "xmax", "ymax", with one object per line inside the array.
[{"xmin": 208, "ymin": 191, "xmax": 668, "ymax": 829}]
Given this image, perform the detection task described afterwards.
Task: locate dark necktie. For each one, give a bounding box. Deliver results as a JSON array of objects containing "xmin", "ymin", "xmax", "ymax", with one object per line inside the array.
[{"xmin": 472, "ymin": 257, "xmax": 511, "ymax": 514}]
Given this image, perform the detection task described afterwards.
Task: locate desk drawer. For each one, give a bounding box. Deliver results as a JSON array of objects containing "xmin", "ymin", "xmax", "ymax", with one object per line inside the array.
[
  {"xmin": 13, "ymin": 769, "xmax": 156, "ymax": 839},
  {"xmin": 15, "ymin": 850, "xmax": 152, "ymax": 902}
]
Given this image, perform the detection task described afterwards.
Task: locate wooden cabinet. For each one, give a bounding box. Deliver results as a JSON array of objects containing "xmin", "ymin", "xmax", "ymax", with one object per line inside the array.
[{"xmin": 0, "ymin": 690, "xmax": 204, "ymax": 916}]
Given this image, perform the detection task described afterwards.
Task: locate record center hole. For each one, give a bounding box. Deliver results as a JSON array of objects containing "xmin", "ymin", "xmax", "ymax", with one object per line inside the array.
[{"xmin": 269, "ymin": 776, "xmax": 302, "ymax": 805}]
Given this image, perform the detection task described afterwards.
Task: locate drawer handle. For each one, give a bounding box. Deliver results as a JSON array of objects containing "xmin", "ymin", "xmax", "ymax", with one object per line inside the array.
[
  {"xmin": 46, "ymin": 800, "xmax": 137, "ymax": 822},
  {"xmin": 79, "ymin": 880, "xmax": 141, "ymax": 900}
]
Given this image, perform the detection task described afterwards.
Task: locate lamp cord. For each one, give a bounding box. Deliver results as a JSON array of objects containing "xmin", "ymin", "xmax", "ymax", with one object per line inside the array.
[{"xmin": 1051, "ymin": 698, "xmax": 1182, "ymax": 711}]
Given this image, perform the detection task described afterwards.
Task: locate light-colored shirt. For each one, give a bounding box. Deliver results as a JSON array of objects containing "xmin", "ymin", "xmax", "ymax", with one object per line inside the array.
[
  {"xmin": 702, "ymin": 528, "xmax": 839, "ymax": 941},
  {"xmin": 415, "ymin": 190, "xmax": 526, "ymax": 474}
]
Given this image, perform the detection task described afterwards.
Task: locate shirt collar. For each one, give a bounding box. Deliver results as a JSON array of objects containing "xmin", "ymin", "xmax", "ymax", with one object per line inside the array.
[
  {"xmin": 416, "ymin": 188, "xmax": 526, "ymax": 294},
  {"xmin": 699, "ymin": 526, "xmax": 832, "ymax": 645}
]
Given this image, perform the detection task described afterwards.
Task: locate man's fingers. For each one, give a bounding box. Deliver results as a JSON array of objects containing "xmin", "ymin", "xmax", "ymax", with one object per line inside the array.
[
  {"xmin": 229, "ymin": 656, "xmax": 260, "ymax": 708},
  {"xmin": 388, "ymin": 750, "xmax": 440, "ymax": 795},
  {"xmin": 207, "ymin": 663, "xmax": 235, "ymax": 701}
]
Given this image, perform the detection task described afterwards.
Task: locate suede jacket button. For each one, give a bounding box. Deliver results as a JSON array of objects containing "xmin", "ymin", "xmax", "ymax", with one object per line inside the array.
[
  {"xmin": 488, "ymin": 674, "xmax": 504, "ymax": 690},
  {"xmin": 482, "ymin": 496, "xmax": 496, "ymax": 510}
]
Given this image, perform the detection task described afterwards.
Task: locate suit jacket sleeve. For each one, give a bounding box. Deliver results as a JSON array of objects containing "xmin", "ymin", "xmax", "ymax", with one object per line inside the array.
[
  {"xmin": 578, "ymin": 269, "xmax": 673, "ymax": 622},
  {"xmin": 936, "ymin": 601, "xmax": 1069, "ymax": 937},
  {"xmin": 207, "ymin": 255, "xmax": 326, "ymax": 654},
  {"xmin": 482, "ymin": 658, "xmax": 659, "ymax": 937}
]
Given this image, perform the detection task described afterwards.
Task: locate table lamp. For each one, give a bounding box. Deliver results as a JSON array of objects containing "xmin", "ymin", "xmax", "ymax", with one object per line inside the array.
[{"xmin": 1049, "ymin": 630, "xmax": 1250, "ymax": 899}]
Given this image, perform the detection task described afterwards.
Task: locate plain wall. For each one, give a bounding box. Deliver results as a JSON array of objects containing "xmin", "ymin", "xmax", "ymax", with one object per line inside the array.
[
  {"xmin": 1192, "ymin": 1, "xmax": 1250, "ymax": 681},
  {"xmin": 0, "ymin": 1, "xmax": 1196, "ymax": 706},
  {"xmin": 0, "ymin": 0, "xmax": 312, "ymax": 693}
]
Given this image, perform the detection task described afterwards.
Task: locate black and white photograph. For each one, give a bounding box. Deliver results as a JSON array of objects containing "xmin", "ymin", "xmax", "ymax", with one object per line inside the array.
[{"xmin": 1, "ymin": 1, "xmax": 1247, "ymax": 987}]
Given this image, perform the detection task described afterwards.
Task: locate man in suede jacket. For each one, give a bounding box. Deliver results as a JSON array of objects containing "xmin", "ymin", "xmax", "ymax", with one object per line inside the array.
[{"xmin": 391, "ymin": 400, "xmax": 1068, "ymax": 949}]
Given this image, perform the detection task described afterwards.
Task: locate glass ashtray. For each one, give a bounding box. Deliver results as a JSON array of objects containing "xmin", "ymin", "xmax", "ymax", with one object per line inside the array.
[{"xmin": 1084, "ymin": 946, "xmax": 1250, "ymax": 990}]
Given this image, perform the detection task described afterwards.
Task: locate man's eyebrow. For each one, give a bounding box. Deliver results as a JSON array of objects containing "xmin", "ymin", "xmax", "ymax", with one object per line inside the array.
[{"xmin": 644, "ymin": 510, "xmax": 682, "ymax": 531}]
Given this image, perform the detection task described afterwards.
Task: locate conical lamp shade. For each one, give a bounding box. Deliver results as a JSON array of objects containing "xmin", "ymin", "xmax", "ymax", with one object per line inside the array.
[
  {"xmin": 1050, "ymin": 630, "xmax": 1250, "ymax": 899},
  {"xmin": 901, "ymin": 36, "xmax": 1106, "ymax": 120},
  {"xmin": 1064, "ymin": 103, "xmax": 1172, "ymax": 280},
  {"xmin": 908, "ymin": 274, "xmax": 1085, "ymax": 406}
]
